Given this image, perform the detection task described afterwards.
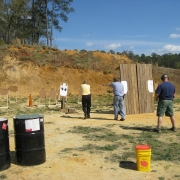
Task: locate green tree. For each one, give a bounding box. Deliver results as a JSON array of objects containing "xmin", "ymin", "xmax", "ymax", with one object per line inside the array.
[
  {"xmin": 109, "ymin": 49, "xmax": 115, "ymax": 54},
  {"xmin": 0, "ymin": 0, "xmax": 74, "ymax": 46},
  {"xmin": 48, "ymin": 0, "xmax": 75, "ymax": 47},
  {"xmin": 1, "ymin": 0, "xmax": 31, "ymax": 44}
]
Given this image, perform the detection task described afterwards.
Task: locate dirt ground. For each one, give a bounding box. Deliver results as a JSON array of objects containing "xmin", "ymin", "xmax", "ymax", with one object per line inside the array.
[
  {"xmin": 1, "ymin": 110, "xmax": 180, "ymax": 180},
  {"xmin": 1, "ymin": 49, "xmax": 180, "ymax": 180}
]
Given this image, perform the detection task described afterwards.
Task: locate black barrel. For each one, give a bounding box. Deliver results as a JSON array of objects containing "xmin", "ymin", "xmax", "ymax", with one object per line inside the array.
[
  {"xmin": 13, "ymin": 114, "xmax": 46, "ymax": 166},
  {"xmin": 0, "ymin": 118, "xmax": 11, "ymax": 171}
]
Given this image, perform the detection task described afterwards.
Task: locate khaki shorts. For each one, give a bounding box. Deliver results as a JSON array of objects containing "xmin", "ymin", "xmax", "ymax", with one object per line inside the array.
[{"xmin": 156, "ymin": 100, "xmax": 174, "ymax": 117}]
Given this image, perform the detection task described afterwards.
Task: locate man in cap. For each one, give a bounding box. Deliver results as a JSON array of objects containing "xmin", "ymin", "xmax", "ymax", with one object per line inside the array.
[
  {"xmin": 103, "ymin": 77, "xmax": 125, "ymax": 121},
  {"xmin": 155, "ymin": 74, "xmax": 176, "ymax": 133},
  {"xmin": 80, "ymin": 81, "xmax": 91, "ymax": 119}
]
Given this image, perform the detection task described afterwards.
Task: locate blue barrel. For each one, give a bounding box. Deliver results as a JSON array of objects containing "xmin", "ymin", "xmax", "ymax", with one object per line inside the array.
[
  {"xmin": 0, "ymin": 118, "xmax": 11, "ymax": 171},
  {"xmin": 13, "ymin": 114, "xmax": 46, "ymax": 166}
]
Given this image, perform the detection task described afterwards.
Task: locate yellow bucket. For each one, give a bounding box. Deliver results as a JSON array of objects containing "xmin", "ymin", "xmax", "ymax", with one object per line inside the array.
[{"xmin": 136, "ymin": 145, "xmax": 151, "ymax": 172}]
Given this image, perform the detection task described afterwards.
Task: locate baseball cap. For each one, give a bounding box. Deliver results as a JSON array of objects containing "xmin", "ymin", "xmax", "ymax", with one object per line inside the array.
[
  {"xmin": 161, "ymin": 74, "xmax": 168, "ymax": 80},
  {"xmin": 113, "ymin": 77, "xmax": 118, "ymax": 82}
]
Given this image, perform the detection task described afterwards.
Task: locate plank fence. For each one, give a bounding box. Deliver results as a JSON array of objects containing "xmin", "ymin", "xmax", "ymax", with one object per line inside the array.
[{"xmin": 120, "ymin": 64, "xmax": 154, "ymax": 115}]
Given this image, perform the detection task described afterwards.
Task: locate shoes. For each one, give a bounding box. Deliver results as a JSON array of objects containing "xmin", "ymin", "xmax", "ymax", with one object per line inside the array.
[
  {"xmin": 156, "ymin": 128, "xmax": 161, "ymax": 134},
  {"xmin": 120, "ymin": 118, "xmax": 125, "ymax": 121},
  {"xmin": 83, "ymin": 114, "xmax": 87, "ymax": 120},
  {"xmin": 84, "ymin": 114, "xmax": 90, "ymax": 120},
  {"xmin": 169, "ymin": 127, "xmax": 176, "ymax": 132},
  {"xmin": 114, "ymin": 118, "xmax": 118, "ymax": 120}
]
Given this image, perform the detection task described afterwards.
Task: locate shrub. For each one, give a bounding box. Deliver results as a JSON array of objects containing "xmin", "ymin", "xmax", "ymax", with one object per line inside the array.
[{"xmin": 79, "ymin": 49, "xmax": 87, "ymax": 53}]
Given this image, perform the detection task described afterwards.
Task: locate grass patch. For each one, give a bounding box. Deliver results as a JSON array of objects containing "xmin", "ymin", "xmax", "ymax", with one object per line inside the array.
[
  {"xmin": 44, "ymin": 121, "xmax": 54, "ymax": 124},
  {"xmin": 69, "ymin": 126, "xmax": 120, "ymax": 142},
  {"xmin": 0, "ymin": 174, "xmax": 7, "ymax": 179},
  {"xmin": 62, "ymin": 124, "xmax": 180, "ymax": 163},
  {"xmin": 69, "ymin": 126, "xmax": 106, "ymax": 134},
  {"xmin": 61, "ymin": 143, "xmax": 119, "ymax": 154},
  {"xmin": 158, "ymin": 177, "xmax": 165, "ymax": 180}
]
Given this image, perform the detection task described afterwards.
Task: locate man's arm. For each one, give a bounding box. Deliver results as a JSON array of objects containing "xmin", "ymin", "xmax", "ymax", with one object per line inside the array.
[
  {"xmin": 155, "ymin": 93, "xmax": 159, "ymax": 101},
  {"xmin": 102, "ymin": 83, "xmax": 110, "ymax": 86},
  {"xmin": 155, "ymin": 85, "xmax": 161, "ymax": 101}
]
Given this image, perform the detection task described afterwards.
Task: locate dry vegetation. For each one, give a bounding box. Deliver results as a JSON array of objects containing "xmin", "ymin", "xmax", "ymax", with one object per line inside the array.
[{"xmin": 0, "ymin": 45, "xmax": 180, "ymax": 98}]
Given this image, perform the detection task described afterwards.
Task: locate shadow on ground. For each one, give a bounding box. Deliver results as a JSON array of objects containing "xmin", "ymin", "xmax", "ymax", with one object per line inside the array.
[
  {"xmin": 60, "ymin": 115, "xmax": 114, "ymax": 121},
  {"xmin": 120, "ymin": 125, "xmax": 156, "ymax": 132},
  {"xmin": 91, "ymin": 110, "xmax": 114, "ymax": 114},
  {"xmin": 10, "ymin": 151, "xmax": 17, "ymax": 165},
  {"xmin": 119, "ymin": 161, "xmax": 137, "ymax": 170}
]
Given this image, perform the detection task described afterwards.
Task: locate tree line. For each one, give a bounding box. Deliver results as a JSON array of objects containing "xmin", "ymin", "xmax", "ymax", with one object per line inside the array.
[
  {"xmin": 101, "ymin": 49, "xmax": 180, "ymax": 69},
  {"xmin": 0, "ymin": 0, "xmax": 74, "ymax": 46},
  {"xmin": 123, "ymin": 51, "xmax": 180, "ymax": 69},
  {"xmin": 81, "ymin": 49, "xmax": 180, "ymax": 69}
]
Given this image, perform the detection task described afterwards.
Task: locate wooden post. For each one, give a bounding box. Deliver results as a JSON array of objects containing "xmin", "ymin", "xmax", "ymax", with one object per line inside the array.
[{"xmin": 61, "ymin": 97, "xmax": 65, "ymax": 109}]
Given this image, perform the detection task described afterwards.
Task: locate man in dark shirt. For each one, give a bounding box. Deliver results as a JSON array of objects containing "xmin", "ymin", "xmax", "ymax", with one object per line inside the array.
[{"xmin": 155, "ymin": 74, "xmax": 176, "ymax": 133}]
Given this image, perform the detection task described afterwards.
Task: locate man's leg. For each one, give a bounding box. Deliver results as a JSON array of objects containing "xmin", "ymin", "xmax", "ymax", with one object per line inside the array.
[
  {"xmin": 84, "ymin": 103, "xmax": 88, "ymax": 119},
  {"xmin": 157, "ymin": 116, "xmax": 163, "ymax": 130},
  {"xmin": 87, "ymin": 105, "xmax": 91, "ymax": 118},
  {"xmin": 170, "ymin": 116, "xmax": 176, "ymax": 131},
  {"xmin": 82, "ymin": 96, "xmax": 87, "ymax": 119},
  {"xmin": 156, "ymin": 100, "xmax": 166, "ymax": 132},
  {"xmin": 113, "ymin": 96, "xmax": 119, "ymax": 120},
  {"xmin": 119, "ymin": 97, "xmax": 125, "ymax": 120},
  {"xmin": 87, "ymin": 95, "xmax": 91, "ymax": 118},
  {"xmin": 167, "ymin": 101, "xmax": 176, "ymax": 131}
]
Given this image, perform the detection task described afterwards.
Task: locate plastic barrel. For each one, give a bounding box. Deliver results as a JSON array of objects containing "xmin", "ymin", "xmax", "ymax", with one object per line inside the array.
[
  {"xmin": 136, "ymin": 145, "xmax": 151, "ymax": 172},
  {"xmin": 0, "ymin": 118, "xmax": 11, "ymax": 171},
  {"xmin": 13, "ymin": 114, "xmax": 46, "ymax": 166}
]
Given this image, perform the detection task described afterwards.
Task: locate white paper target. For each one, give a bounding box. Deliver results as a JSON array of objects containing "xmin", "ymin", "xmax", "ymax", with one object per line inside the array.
[
  {"xmin": 121, "ymin": 81, "xmax": 128, "ymax": 94},
  {"xmin": 148, "ymin": 80, "xmax": 154, "ymax": 93},
  {"xmin": 60, "ymin": 83, "xmax": 68, "ymax": 96}
]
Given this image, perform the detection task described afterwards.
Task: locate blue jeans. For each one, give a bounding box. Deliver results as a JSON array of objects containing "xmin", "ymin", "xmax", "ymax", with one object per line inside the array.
[{"xmin": 113, "ymin": 96, "xmax": 125, "ymax": 119}]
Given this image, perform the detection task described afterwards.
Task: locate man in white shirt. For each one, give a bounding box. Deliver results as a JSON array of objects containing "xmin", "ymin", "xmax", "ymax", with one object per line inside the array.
[{"xmin": 81, "ymin": 81, "xmax": 91, "ymax": 119}]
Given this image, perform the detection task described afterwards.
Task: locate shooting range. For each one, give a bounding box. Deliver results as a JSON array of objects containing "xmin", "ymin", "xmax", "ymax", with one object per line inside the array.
[{"xmin": 120, "ymin": 64, "xmax": 154, "ymax": 115}]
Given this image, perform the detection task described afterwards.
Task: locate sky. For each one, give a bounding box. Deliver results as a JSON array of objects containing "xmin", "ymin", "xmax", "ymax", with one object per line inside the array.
[{"xmin": 53, "ymin": 0, "xmax": 180, "ymax": 56}]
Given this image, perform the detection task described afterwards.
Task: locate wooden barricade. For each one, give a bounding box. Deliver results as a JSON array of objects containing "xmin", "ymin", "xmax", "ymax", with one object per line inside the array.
[
  {"xmin": 119, "ymin": 64, "xmax": 154, "ymax": 115},
  {"xmin": 0, "ymin": 88, "xmax": 9, "ymax": 109},
  {"xmin": 38, "ymin": 88, "xmax": 47, "ymax": 106},
  {"xmin": 8, "ymin": 86, "xmax": 18, "ymax": 103},
  {"xmin": 48, "ymin": 88, "xmax": 57, "ymax": 107}
]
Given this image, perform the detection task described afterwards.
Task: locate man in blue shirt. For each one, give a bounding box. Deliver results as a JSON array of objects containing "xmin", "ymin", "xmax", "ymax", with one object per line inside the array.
[
  {"xmin": 155, "ymin": 74, "xmax": 176, "ymax": 133},
  {"xmin": 103, "ymin": 77, "xmax": 125, "ymax": 121}
]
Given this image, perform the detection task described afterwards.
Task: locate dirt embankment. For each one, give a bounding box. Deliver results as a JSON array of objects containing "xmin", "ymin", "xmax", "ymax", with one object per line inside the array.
[{"xmin": 1, "ymin": 48, "xmax": 180, "ymax": 97}]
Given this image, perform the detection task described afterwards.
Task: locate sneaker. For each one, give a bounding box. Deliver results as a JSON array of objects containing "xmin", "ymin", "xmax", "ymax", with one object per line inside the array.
[
  {"xmin": 114, "ymin": 118, "xmax": 118, "ymax": 120},
  {"xmin": 83, "ymin": 114, "xmax": 87, "ymax": 120},
  {"xmin": 156, "ymin": 128, "xmax": 161, "ymax": 134},
  {"xmin": 169, "ymin": 127, "xmax": 176, "ymax": 132},
  {"xmin": 120, "ymin": 118, "xmax": 125, "ymax": 121}
]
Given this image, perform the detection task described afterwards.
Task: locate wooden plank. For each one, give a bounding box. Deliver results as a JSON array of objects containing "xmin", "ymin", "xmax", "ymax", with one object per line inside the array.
[
  {"xmin": 137, "ymin": 64, "xmax": 145, "ymax": 113},
  {"xmin": 137, "ymin": 64, "xmax": 154, "ymax": 114},
  {"xmin": 146, "ymin": 64, "xmax": 154, "ymax": 113},
  {"xmin": 120, "ymin": 64, "xmax": 153, "ymax": 115},
  {"xmin": 120, "ymin": 64, "xmax": 139, "ymax": 114}
]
